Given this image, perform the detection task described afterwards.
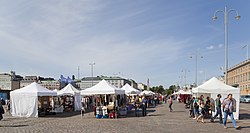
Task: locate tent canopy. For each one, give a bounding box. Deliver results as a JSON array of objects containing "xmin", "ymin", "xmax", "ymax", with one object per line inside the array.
[
  {"xmin": 192, "ymin": 77, "xmax": 239, "ymax": 94},
  {"xmin": 11, "ymin": 82, "xmax": 57, "ymax": 96},
  {"xmin": 140, "ymin": 90, "xmax": 155, "ymax": 96},
  {"xmin": 10, "ymin": 82, "xmax": 57, "ymax": 117},
  {"xmin": 121, "ymin": 83, "xmax": 140, "ymax": 95},
  {"xmin": 172, "ymin": 90, "xmax": 192, "ymax": 95},
  {"xmin": 58, "ymin": 83, "xmax": 80, "ymax": 96},
  {"xmin": 81, "ymin": 79, "xmax": 125, "ymax": 95}
]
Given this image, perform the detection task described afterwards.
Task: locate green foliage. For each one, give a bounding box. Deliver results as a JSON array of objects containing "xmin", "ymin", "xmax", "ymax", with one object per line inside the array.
[
  {"xmin": 150, "ymin": 85, "xmax": 165, "ymax": 94},
  {"xmin": 165, "ymin": 85, "xmax": 177, "ymax": 96},
  {"xmin": 149, "ymin": 85, "xmax": 178, "ymax": 96}
]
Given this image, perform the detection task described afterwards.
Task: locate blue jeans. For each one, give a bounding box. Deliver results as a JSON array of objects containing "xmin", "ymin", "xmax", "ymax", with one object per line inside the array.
[
  {"xmin": 193, "ymin": 108, "xmax": 198, "ymax": 116},
  {"xmin": 212, "ymin": 107, "xmax": 222, "ymax": 123},
  {"xmin": 223, "ymin": 111, "xmax": 237, "ymax": 127}
]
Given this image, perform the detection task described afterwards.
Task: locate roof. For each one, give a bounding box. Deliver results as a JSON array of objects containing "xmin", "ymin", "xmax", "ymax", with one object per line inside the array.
[
  {"xmin": 81, "ymin": 79, "xmax": 125, "ymax": 95},
  {"xmin": 58, "ymin": 83, "xmax": 80, "ymax": 96},
  {"xmin": 121, "ymin": 83, "xmax": 140, "ymax": 94},
  {"xmin": 10, "ymin": 82, "xmax": 57, "ymax": 96},
  {"xmin": 192, "ymin": 77, "xmax": 239, "ymax": 94}
]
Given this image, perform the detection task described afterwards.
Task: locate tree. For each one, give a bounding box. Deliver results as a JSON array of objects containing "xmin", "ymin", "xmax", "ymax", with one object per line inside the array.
[
  {"xmin": 165, "ymin": 85, "xmax": 177, "ymax": 96},
  {"xmin": 150, "ymin": 85, "xmax": 165, "ymax": 94}
]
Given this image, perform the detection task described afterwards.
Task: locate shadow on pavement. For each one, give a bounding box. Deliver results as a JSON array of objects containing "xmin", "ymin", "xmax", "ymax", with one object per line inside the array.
[
  {"xmin": 0, "ymin": 125, "xmax": 29, "ymax": 127},
  {"xmin": 240, "ymin": 126, "xmax": 250, "ymax": 129},
  {"xmin": 125, "ymin": 109, "xmax": 156, "ymax": 118},
  {"xmin": 239, "ymin": 113, "xmax": 250, "ymax": 120},
  {"xmin": 147, "ymin": 114, "xmax": 165, "ymax": 117},
  {"xmin": 39, "ymin": 111, "xmax": 81, "ymax": 118}
]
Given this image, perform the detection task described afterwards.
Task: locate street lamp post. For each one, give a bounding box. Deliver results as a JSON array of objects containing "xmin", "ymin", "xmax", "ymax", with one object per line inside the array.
[
  {"xmin": 182, "ymin": 69, "xmax": 190, "ymax": 88},
  {"xmin": 212, "ymin": 6, "xmax": 240, "ymax": 84},
  {"xmin": 242, "ymin": 44, "xmax": 249, "ymax": 60},
  {"xmin": 190, "ymin": 50, "xmax": 203, "ymax": 86},
  {"xmin": 89, "ymin": 63, "xmax": 95, "ymax": 86},
  {"xmin": 77, "ymin": 66, "xmax": 80, "ymax": 80}
]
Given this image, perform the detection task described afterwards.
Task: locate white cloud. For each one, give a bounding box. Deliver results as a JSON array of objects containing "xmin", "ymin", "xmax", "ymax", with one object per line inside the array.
[
  {"xmin": 206, "ymin": 45, "xmax": 214, "ymax": 50},
  {"xmin": 1, "ymin": 0, "xmax": 235, "ymax": 87},
  {"xmin": 0, "ymin": 0, "xmax": 191, "ymax": 85}
]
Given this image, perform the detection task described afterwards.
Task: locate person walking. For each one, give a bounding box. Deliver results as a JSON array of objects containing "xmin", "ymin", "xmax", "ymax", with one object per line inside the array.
[
  {"xmin": 222, "ymin": 94, "xmax": 240, "ymax": 129},
  {"xmin": 189, "ymin": 96, "xmax": 195, "ymax": 118},
  {"xmin": 193, "ymin": 96, "xmax": 199, "ymax": 120},
  {"xmin": 210, "ymin": 94, "xmax": 222, "ymax": 124},
  {"xmin": 0, "ymin": 102, "xmax": 5, "ymax": 120},
  {"xmin": 196, "ymin": 95, "xmax": 205, "ymax": 123},
  {"xmin": 142, "ymin": 96, "xmax": 147, "ymax": 116},
  {"xmin": 168, "ymin": 96, "xmax": 173, "ymax": 112}
]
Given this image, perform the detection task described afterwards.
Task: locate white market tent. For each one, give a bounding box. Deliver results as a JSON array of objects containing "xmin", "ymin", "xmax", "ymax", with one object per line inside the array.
[
  {"xmin": 140, "ymin": 90, "xmax": 155, "ymax": 96},
  {"xmin": 172, "ymin": 90, "xmax": 192, "ymax": 95},
  {"xmin": 180, "ymin": 90, "xmax": 192, "ymax": 95},
  {"xmin": 192, "ymin": 77, "xmax": 240, "ymax": 119},
  {"xmin": 10, "ymin": 82, "xmax": 57, "ymax": 117},
  {"xmin": 57, "ymin": 83, "xmax": 82, "ymax": 111},
  {"xmin": 121, "ymin": 83, "xmax": 140, "ymax": 95},
  {"xmin": 81, "ymin": 79, "xmax": 125, "ymax": 95}
]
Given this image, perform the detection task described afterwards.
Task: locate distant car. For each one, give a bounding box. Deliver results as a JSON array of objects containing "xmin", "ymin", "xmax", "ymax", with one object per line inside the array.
[{"xmin": 240, "ymin": 95, "xmax": 250, "ymax": 103}]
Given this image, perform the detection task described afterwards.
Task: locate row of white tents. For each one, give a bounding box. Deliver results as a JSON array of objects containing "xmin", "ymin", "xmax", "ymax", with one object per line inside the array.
[
  {"xmin": 10, "ymin": 83, "xmax": 82, "ymax": 117},
  {"xmin": 172, "ymin": 77, "xmax": 240, "ymax": 120},
  {"xmin": 10, "ymin": 79, "xmax": 151, "ymax": 117}
]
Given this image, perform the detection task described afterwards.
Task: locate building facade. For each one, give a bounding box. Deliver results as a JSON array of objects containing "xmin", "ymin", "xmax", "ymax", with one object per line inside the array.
[
  {"xmin": 40, "ymin": 80, "xmax": 60, "ymax": 90},
  {"xmin": 20, "ymin": 76, "xmax": 63, "ymax": 90},
  {"xmin": 76, "ymin": 76, "xmax": 135, "ymax": 90},
  {"xmin": 20, "ymin": 76, "xmax": 39, "ymax": 88},
  {"xmin": 76, "ymin": 77, "xmax": 102, "ymax": 90},
  {"xmin": 227, "ymin": 59, "xmax": 250, "ymax": 95},
  {"xmin": 137, "ymin": 83, "xmax": 147, "ymax": 91},
  {"xmin": 103, "ymin": 76, "xmax": 131, "ymax": 89},
  {"xmin": 0, "ymin": 72, "xmax": 22, "ymax": 100}
]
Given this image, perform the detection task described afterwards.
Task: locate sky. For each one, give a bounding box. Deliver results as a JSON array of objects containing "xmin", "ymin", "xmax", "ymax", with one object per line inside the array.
[{"xmin": 0, "ymin": 0, "xmax": 250, "ymax": 88}]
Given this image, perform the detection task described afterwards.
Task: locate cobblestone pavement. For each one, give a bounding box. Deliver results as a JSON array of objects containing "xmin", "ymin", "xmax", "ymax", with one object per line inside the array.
[{"xmin": 0, "ymin": 102, "xmax": 249, "ymax": 133}]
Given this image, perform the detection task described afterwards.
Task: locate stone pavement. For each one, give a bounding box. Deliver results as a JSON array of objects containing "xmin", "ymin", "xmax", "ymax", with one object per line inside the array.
[{"xmin": 0, "ymin": 102, "xmax": 249, "ymax": 133}]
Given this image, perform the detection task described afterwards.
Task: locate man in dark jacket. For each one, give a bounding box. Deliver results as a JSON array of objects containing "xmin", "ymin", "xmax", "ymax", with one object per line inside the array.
[{"xmin": 210, "ymin": 94, "xmax": 222, "ymax": 124}]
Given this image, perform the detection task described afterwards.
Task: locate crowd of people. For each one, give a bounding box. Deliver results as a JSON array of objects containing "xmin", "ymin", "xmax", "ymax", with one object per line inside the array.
[{"xmin": 186, "ymin": 93, "xmax": 240, "ymax": 130}]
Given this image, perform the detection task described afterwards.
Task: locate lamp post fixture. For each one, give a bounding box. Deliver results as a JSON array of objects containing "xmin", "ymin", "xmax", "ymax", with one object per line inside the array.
[
  {"xmin": 212, "ymin": 6, "xmax": 240, "ymax": 84},
  {"xmin": 190, "ymin": 50, "xmax": 203, "ymax": 86},
  {"xmin": 182, "ymin": 69, "xmax": 190, "ymax": 88},
  {"xmin": 89, "ymin": 62, "xmax": 95, "ymax": 86},
  {"xmin": 77, "ymin": 66, "xmax": 80, "ymax": 80},
  {"xmin": 242, "ymin": 44, "xmax": 249, "ymax": 60}
]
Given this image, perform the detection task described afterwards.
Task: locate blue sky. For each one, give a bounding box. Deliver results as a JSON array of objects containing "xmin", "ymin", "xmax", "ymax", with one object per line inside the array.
[{"xmin": 0, "ymin": 0, "xmax": 249, "ymax": 88}]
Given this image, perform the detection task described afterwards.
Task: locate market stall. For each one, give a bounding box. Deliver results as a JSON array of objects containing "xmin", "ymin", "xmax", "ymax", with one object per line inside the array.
[
  {"xmin": 81, "ymin": 80, "xmax": 125, "ymax": 118},
  {"xmin": 121, "ymin": 84, "xmax": 140, "ymax": 111},
  {"xmin": 57, "ymin": 83, "xmax": 82, "ymax": 112},
  {"xmin": 10, "ymin": 82, "xmax": 57, "ymax": 117},
  {"xmin": 139, "ymin": 90, "xmax": 156, "ymax": 107},
  {"xmin": 192, "ymin": 77, "xmax": 240, "ymax": 120},
  {"xmin": 121, "ymin": 83, "xmax": 140, "ymax": 95}
]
